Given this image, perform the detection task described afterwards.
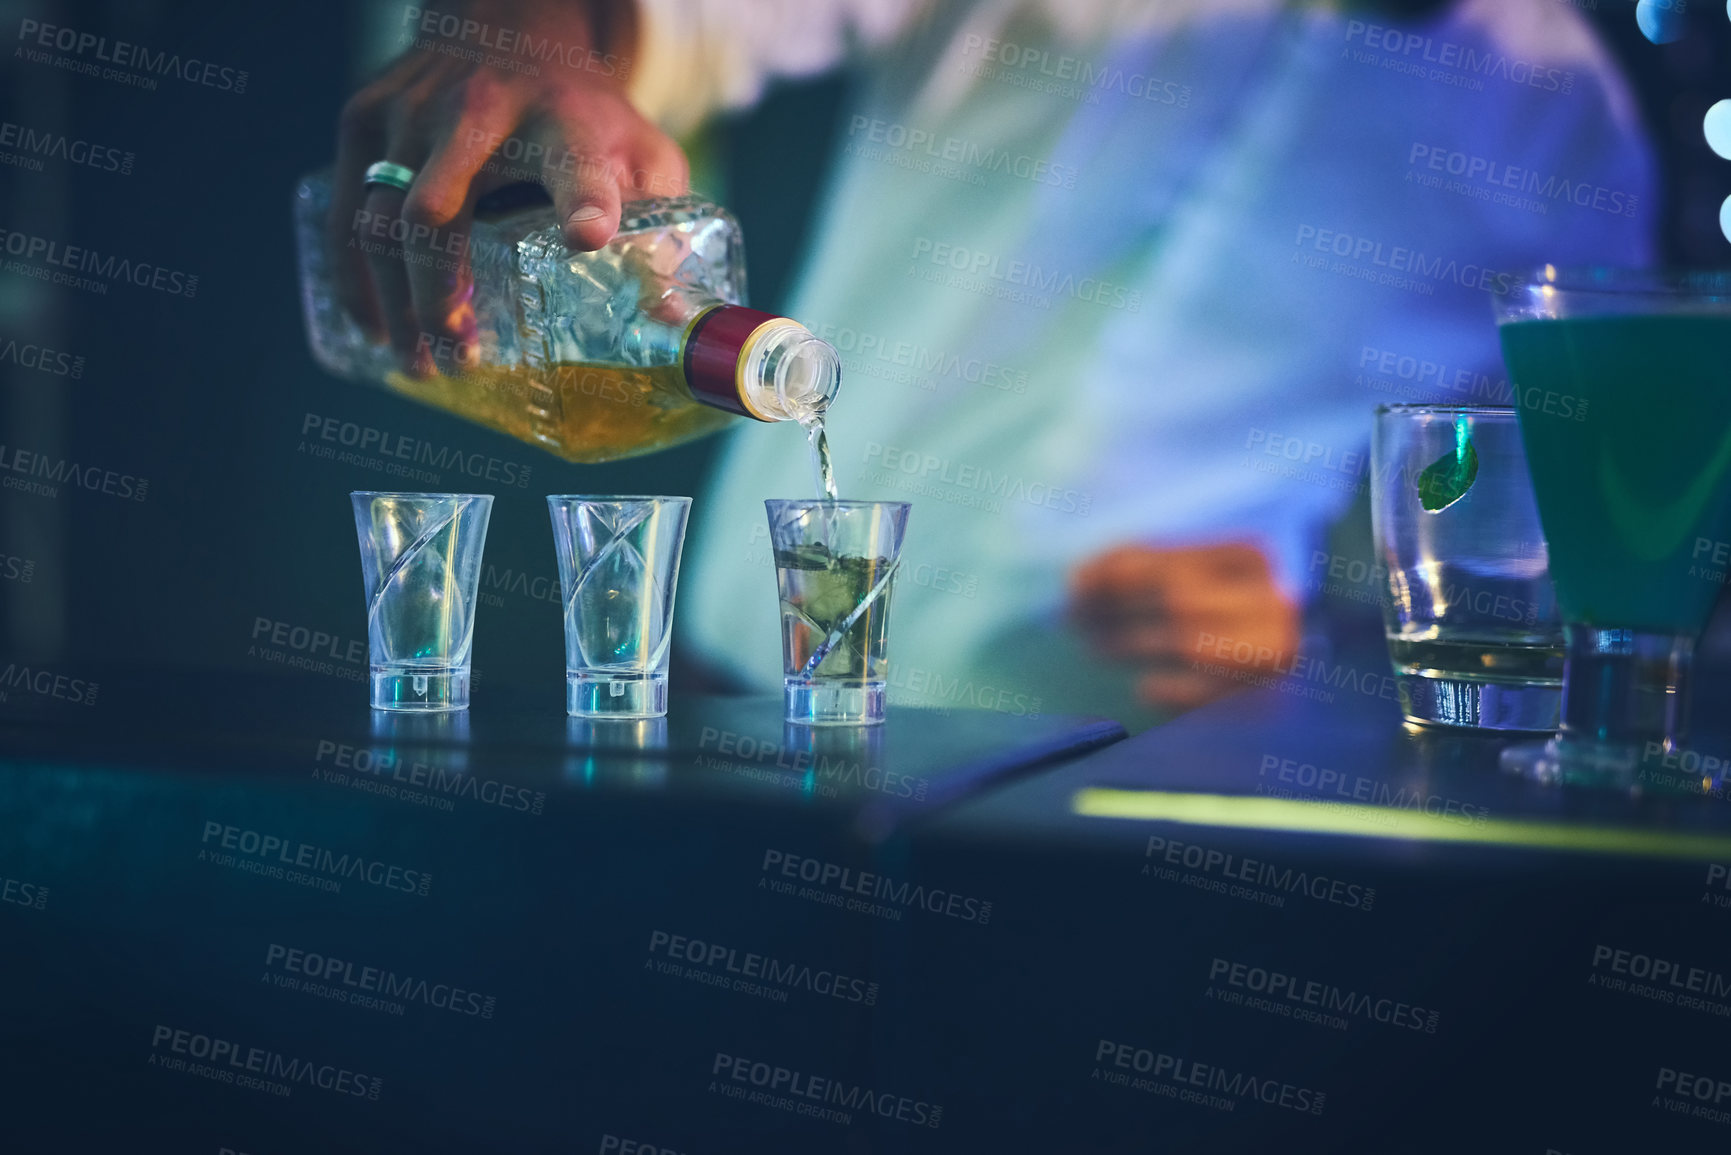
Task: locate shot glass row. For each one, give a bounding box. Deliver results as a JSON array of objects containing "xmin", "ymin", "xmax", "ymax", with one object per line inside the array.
[{"xmin": 351, "ymin": 492, "xmax": 910, "ymax": 725}]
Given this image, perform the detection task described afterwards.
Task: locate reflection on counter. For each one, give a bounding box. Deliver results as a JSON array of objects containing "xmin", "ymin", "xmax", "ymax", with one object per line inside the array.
[{"xmin": 565, "ymin": 715, "xmax": 671, "ymax": 788}]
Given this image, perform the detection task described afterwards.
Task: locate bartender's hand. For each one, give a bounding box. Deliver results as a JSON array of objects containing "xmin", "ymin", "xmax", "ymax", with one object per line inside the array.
[
  {"xmin": 1070, "ymin": 543, "xmax": 1301, "ymax": 712},
  {"xmin": 329, "ymin": 0, "xmax": 686, "ymax": 372}
]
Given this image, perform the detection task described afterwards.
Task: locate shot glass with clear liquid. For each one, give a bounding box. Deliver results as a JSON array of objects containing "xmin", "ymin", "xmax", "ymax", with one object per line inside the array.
[
  {"xmin": 548, "ymin": 495, "xmax": 690, "ymax": 717},
  {"xmin": 351, "ymin": 491, "xmax": 494, "ymax": 711},
  {"xmin": 1370, "ymin": 406, "xmax": 1563, "ymax": 730},
  {"xmin": 767, "ymin": 499, "xmax": 910, "ymax": 726}
]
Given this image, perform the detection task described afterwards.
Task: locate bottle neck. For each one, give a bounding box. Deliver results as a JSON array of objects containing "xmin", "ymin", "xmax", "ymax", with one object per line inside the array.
[{"xmin": 682, "ymin": 305, "xmax": 840, "ymax": 422}]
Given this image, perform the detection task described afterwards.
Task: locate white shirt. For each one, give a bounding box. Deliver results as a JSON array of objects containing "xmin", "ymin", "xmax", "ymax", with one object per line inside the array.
[{"xmin": 631, "ymin": 0, "xmax": 1655, "ymax": 724}]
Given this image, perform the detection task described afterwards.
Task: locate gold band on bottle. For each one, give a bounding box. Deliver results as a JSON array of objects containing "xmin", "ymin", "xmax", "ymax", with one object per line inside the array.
[{"xmin": 731, "ymin": 317, "xmax": 811, "ymax": 421}]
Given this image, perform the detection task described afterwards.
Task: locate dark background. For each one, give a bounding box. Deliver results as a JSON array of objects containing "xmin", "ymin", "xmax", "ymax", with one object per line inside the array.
[{"xmin": 0, "ymin": 0, "xmax": 1724, "ymax": 700}]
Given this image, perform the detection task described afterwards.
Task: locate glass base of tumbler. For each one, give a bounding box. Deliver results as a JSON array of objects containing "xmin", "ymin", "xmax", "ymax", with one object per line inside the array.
[
  {"xmin": 568, "ymin": 671, "xmax": 667, "ymax": 718},
  {"xmin": 371, "ymin": 666, "xmax": 469, "ymax": 712},
  {"xmin": 785, "ymin": 680, "xmax": 885, "ymax": 726},
  {"xmin": 1396, "ymin": 674, "xmax": 1560, "ymax": 732},
  {"xmin": 1501, "ymin": 736, "xmax": 1709, "ymax": 794},
  {"xmin": 1499, "ymin": 735, "xmax": 1644, "ymax": 788}
]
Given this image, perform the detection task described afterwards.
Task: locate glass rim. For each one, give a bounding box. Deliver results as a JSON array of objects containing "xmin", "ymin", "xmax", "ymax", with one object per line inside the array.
[
  {"xmin": 1499, "ymin": 265, "xmax": 1731, "ymax": 297},
  {"xmin": 545, "ymin": 494, "xmax": 692, "ymax": 504},
  {"xmin": 1374, "ymin": 403, "xmax": 1517, "ymax": 416},
  {"xmin": 764, "ymin": 498, "xmax": 913, "ymax": 512},
  {"xmin": 350, "ymin": 490, "xmax": 495, "ymax": 501}
]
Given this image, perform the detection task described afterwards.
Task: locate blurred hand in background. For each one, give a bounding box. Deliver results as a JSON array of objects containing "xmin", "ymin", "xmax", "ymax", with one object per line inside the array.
[{"xmin": 1071, "ymin": 543, "xmax": 1300, "ymax": 713}]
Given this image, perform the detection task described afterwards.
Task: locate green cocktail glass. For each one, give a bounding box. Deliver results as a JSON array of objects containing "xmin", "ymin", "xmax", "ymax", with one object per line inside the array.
[{"xmin": 1493, "ymin": 267, "xmax": 1731, "ymax": 786}]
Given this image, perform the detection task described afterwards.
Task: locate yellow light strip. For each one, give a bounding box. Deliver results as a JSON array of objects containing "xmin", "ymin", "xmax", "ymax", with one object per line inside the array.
[{"xmin": 1072, "ymin": 788, "xmax": 1731, "ymax": 861}]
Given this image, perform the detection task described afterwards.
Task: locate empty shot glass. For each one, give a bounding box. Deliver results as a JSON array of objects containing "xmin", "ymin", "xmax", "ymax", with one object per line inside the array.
[
  {"xmin": 1370, "ymin": 405, "xmax": 1563, "ymax": 730},
  {"xmin": 351, "ymin": 491, "xmax": 494, "ymax": 712},
  {"xmin": 766, "ymin": 499, "xmax": 910, "ymax": 726},
  {"xmin": 548, "ymin": 495, "xmax": 691, "ymax": 717}
]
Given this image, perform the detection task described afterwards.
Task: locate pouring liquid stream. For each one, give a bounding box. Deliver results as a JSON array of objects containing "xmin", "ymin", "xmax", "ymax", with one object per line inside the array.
[{"xmin": 802, "ymin": 414, "xmax": 839, "ymax": 502}]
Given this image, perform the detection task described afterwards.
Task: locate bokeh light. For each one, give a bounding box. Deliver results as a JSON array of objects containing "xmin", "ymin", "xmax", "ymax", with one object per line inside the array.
[
  {"xmin": 1721, "ymin": 193, "xmax": 1731, "ymax": 244},
  {"xmin": 1707, "ymin": 99, "xmax": 1731, "ymax": 160},
  {"xmin": 1636, "ymin": 0, "xmax": 1688, "ymax": 43}
]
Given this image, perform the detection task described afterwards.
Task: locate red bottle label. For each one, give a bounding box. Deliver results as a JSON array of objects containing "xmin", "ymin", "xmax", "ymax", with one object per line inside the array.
[{"xmin": 683, "ymin": 305, "xmax": 781, "ymax": 420}]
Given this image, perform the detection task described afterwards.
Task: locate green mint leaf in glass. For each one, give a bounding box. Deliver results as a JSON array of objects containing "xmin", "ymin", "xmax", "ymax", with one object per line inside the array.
[{"xmin": 1417, "ymin": 417, "xmax": 1479, "ymax": 512}]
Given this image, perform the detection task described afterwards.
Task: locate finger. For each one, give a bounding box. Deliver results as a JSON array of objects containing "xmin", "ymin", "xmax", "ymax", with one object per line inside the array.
[
  {"xmin": 361, "ymin": 183, "xmax": 424, "ymax": 372},
  {"xmin": 1173, "ymin": 615, "xmax": 1302, "ymax": 675},
  {"xmin": 1077, "ymin": 581, "xmax": 1279, "ymax": 621},
  {"xmin": 330, "ymin": 87, "xmax": 390, "ymax": 340},
  {"xmin": 531, "ymin": 101, "xmax": 643, "ymax": 251},
  {"xmin": 1093, "ymin": 624, "xmax": 1221, "ymax": 663},
  {"xmin": 1080, "ymin": 621, "xmax": 1184, "ymax": 661},
  {"xmin": 1135, "ymin": 669, "xmax": 1239, "ymax": 712},
  {"xmin": 552, "ymin": 133, "xmax": 623, "ymax": 252},
  {"xmin": 402, "ymin": 99, "xmax": 521, "ymax": 371},
  {"xmin": 1071, "ymin": 543, "xmax": 1271, "ymax": 603},
  {"xmin": 1071, "ymin": 546, "xmax": 1196, "ymax": 610},
  {"xmin": 1084, "ymin": 616, "xmax": 1294, "ymax": 669},
  {"xmin": 624, "ymin": 131, "xmax": 690, "ymax": 202},
  {"xmin": 361, "ymin": 137, "xmax": 433, "ymax": 373},
  {"xmin": 329, "ymin": 52, "xmax": 439, "ymax": 340},
  {"xmin": 1069, "ymin": 544, "xmax": 1164, "ymax": 597},
  {"xmin": 1196, "ymin": 543, "xmax": 1272, "ymax": 579}
]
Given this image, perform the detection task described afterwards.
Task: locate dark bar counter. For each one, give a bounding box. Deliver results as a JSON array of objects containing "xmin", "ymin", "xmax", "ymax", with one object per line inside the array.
[
  {"xmin": 2, "ymin": 668, "xmax": 1729, "ymax": 1153},
  {"xmin": 0, "ymin": 669, "xmax": 1122, "ymax": 1154},
  {"xmin": 888, "ymin": 680, "xmax": 1731, "ymax": 1154}
]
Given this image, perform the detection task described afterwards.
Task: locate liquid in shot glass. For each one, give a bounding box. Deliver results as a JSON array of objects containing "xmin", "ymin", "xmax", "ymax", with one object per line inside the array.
[{"xmin": 767, "ymin": 499, "xmax": 910, "ymax": 726}]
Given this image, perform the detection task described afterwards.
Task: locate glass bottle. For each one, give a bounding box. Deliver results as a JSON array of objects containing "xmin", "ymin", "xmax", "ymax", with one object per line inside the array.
[{"xmin": 293, "ymin": 173, "xmax": 840, "ymax": 464}]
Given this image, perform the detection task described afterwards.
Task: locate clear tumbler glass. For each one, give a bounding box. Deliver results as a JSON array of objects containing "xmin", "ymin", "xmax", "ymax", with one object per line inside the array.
[
  {"xmin": 547, "ymin": 495, "xmax": 691, "ymax": 718},
  {"xmin": 766, "ymin": 499, "xmax": 910, "ymax": 726},
  {"xmin": 1370, "ymin": 406, "xmax": 1563, "ymax": 730},
  {"xmin": 351, "ymin": 491, "xmax": 494, "ymax": 711}
]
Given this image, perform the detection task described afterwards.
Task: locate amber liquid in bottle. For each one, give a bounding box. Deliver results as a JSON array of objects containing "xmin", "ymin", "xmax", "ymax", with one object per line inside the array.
[
  {"xmin": 383, "ymin": 361, "xmax": 737, "ymax": 465},
  {"xmin": 299, "ymin": 178, "xmax": 843, "ymax": 464}
]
